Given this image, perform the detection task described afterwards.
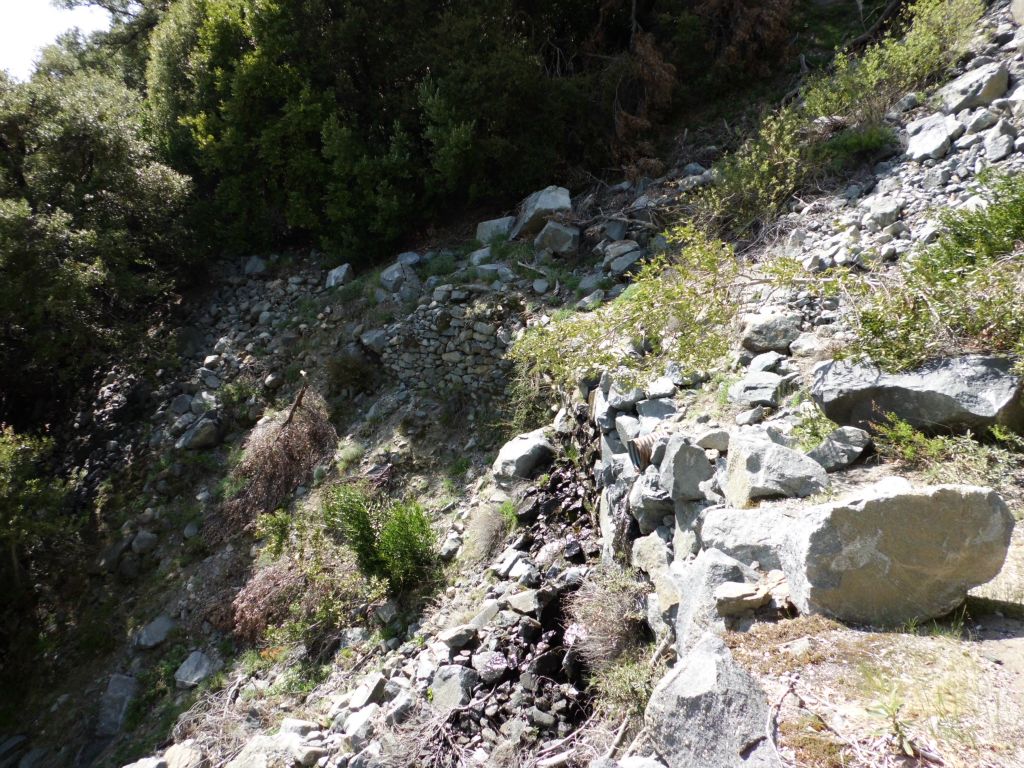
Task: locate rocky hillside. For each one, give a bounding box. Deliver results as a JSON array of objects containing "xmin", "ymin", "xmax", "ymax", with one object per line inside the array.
[{"xmin": 7, "ymin": 2, "xmax": 1024, "ymax": 768}]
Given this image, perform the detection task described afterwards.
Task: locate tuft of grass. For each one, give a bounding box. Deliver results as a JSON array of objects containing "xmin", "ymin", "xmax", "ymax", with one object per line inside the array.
[
  {"xmin": 335, "ymin": 441, "xmax": 365, "ymax": 475},
  {"xmin": 779, "ymin": 714, "xmax": 846, "ymax": 768},
  {"xmin": 498, "ymin": 500, "xmax": 518, "ymax": 530},
  {"xmin": 588, "ymin": 647, "xmax": 663, "ymax": 719},
  {"xmin": 793, "ymin": 406, "xmax": 840, "ymax": 452},
  {"xmin": 565, "ymin": 564, "xmax": 649, "ymax": 671}
]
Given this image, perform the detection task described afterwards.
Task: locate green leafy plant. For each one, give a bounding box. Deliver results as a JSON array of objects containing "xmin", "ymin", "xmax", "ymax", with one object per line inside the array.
[
  {"xmin": 323, "ymin": 483, "xmax": 438, "ymax": 594},
  {"xmin": 0, "ymin": 426, "xmax": 69, "ymax": 594},
  {"xmin": 255, "ymin": 509, "xmax": 292, "ymax": 557},
  {"xmin": 793, "ymin": 407, "xmax": 840, "ymax": 452},
  {"xmin": 509, "ymin": 225, "xmax": 738, "ymax": 391},
  {"xmin": 498, "ymin": 500, "xmax": 519, "ymax": 530}
]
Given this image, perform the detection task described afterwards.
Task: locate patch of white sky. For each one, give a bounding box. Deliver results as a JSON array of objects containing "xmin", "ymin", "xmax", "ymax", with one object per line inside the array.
[{"xmin": 0, "ymin": 0, "xmax": 111, "ymax": 81}]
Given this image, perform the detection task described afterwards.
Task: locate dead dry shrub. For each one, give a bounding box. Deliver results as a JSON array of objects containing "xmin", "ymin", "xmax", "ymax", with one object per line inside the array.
[
  {"xmin": 564, "ymin": 564, "xmax": 648, "ymax": 671},
  {"xmin": 215, "ymin": 390, "xmax": 337, "ymax": 540},
  {"xmin": 695, "ymin": 0, "xmax": 795, "ymax": 77},
  {"xmin": 231, "ymin": 558, "xmax": 305, "ymax": 644}
]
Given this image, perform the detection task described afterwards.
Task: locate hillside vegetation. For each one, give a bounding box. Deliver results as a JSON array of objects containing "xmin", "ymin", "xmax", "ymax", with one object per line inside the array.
[{"xmin": 6, "ymin": 0, "xmax": 1024, "ymax": 767}]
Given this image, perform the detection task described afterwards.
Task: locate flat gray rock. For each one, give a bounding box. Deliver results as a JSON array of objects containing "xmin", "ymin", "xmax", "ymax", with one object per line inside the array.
[
  {"xmin": 740, "ymin": 312, "xmax": 801, "ymax": 354},
  {"xmin": 492, "ymin": 429, "xmax": 554, "ymax": 481},
  {"xmin": 807, "ymin": 426, "xmax": 871, "ymax": 472},
  {"xmin": 659, "ymin": 437, "xmax": 712, "ymax": 502},
  {"xmin": 671, "ymin": 549, "xmax": 758, "ymax": 654},
  {"xmin": 174, "ymin": 651, "xmax": 222, "ymax": 689},
  {"xmin": 533, "ymin": 221, "xmax": 579, "ymax": 254},
  {"xmin": 476, "ymin": 216, "xmax": 515, "ymax": 243},
  {"xmin": 512, "ymin": 186, "xmax": 572, "ymax": 238},
  {"xmin": 811, "ymin": 356, "xmax": 1024, "ymax": 433},
  {"xmin": 97, "ymin": 674, "xmax": 138, "ymax": 736},
  {"xmin": 134, "ymin": 615, "xmax": 175, "ymax": 650},
  {"xmin": 906, "ymin": 113, "xmax": 964, "ymax": 161},
  {"xmin": 729, "ymin": 371, "xmax": 785, "ymax": 408},
  {"xmin": 429, "ymin": 665, "xmax": 478, "ymax": 712},
  {"xmin": 938, "ymin": 62, "xmax": 1008, "ymax": 113},
  {"xmin": 703, "ymin": 480, "xmax": 1014, "ymax": 625},
  {"xmin": 785, "ymin": 481, "xmax": 1014, "ymax": 624}
]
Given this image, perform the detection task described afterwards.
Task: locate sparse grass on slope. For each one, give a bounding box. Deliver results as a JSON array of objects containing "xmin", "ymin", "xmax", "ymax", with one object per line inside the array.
[
  {"xmin": 509, "ymin": 225, "xmax": 738, "ymax": 390},
  {"xmin": 847, "ymin": 173, "xmax": 1024, "ymax": 371},
  {"xmin": 698, "ymin": 0, "xmax": 983, "ymax": 233}
]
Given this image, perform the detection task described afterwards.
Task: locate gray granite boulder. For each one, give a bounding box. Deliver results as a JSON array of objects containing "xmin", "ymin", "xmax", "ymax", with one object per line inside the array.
[
  {"xmin": 645, "ymin": 634, "xmax": 781, "ymax": 768},
  {"xmin": 811, "ymin": 356, "xmax": 1024, "ymax": 433}
]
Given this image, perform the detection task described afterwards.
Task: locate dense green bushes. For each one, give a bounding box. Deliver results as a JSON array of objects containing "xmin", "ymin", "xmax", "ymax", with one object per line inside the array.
[
  {"xmin": 0, "ymin": 67, "xmax": 192, "ymax": 420},
  {"xmin": 0, "ymin": 426, "xmax": 69, "ymax": 597},
  {"xmin": 144, "ymin": 0, "xmax": 797, "ymax": 259}
]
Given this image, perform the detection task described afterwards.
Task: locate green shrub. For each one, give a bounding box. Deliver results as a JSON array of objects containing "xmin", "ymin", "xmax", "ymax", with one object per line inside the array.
[
  {"xmin": 696, "ymin": 0, "xmax": 982, "ymax": 233},
  {"xmin": 872, "ymin": 414, "xmax": 1024, "ymax": 492},
  {"xmin": 816, "ymin": 124, "xmax": 897, "ymax": 172},
  {"xmin": 0, "ymin": 68, "xmax": 193, "ymax": 419},
  {"xmin": 323, "ymin": 483, "xmax": 437, "ymax": 594},
  {"xmin": 847, "ymin": 173, "xmax": 1024, "ymax": 371},
  {"xmin": 803, "ymin": 0, "xmax": 982, "ymax": 125},
  {"xmin": 509, "ymin": 225, "xmax": 738, "ymax": 390},
  {"xmin": 0, "ymin": 426, "xmax": 69, "ymax": 595}
]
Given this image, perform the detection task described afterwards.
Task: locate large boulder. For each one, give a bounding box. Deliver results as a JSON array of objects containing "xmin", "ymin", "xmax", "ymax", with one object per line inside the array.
[
  {"xmin": 511, "ymin": 186, "xmax": 572, "ymax": 238},
  {"xmin": 534, "ymin": 221, "xmax": 580, "ymax": 254},
  {"xmin": 174, "ymin": 413, "xmax": 223, "ymax": 450},
  {"xmin": 723, "ymin": 436, "xmax": 828, "ymax": 508},
  {"xmin": 810, "ymin": 356, "xmax": 1024, "ymax": 433},
  {"xmin": 906, "ymin": 113, "xmax": 964, "ymax": 161},
  {"xmin": 728, "ymin": 372, "xmax": 786, "ymax": 408},
  {"xmin": 174, "ymin": 651, "xmax": 222, "ymax": 689},
  {"xmin": 492, "ymin": 429, "xmax": 555, "ymax": 481},
  {"xmin": 938, "ymin": 62, "xmax": 1008, "ymax": 113},
  {"xmin": 807, "ymin": 426, "xmax": 871, "ymax": 472},
  {"xmin": 629, "ymin": 467, "xmax": 674, "ymax": 534},
  {"xmin": 672, "ymin": 548, "xmax": 758, "ymax": 653},
  {"xmin": 659, "ymin": 437, "xmax": 712, "ymax": 502},
  {"xmin": 702, "ymin": 480, "xmax": 1014, "ymax": 624},
  {"xmin": 645, "ymin": 634, "xmax": 781, "ymax": 768},
  {"xmin": 783, "ymin": 481, "xmax": 1014, "ymax": 624},
  {"xmin": 429, "ymin": 665, "xmax": 478, "ymax": 712},
  {"xmin": 477, "ymin": 216, "xmax": 516, "ymax": 243},
  {"xmin": 739, "ymin": 312, "xmax": 801, "ymax": 354},
  {"xmin": 379, "ymin": 262, "xmax": 418, "ymax": 293},
  {"xmin": 325, "ymin": 263, "xmax": 354, "ymax": 288},
  {"xmin": 96, "ymin": 674, "xmax": 138, "ymax": 736}
]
